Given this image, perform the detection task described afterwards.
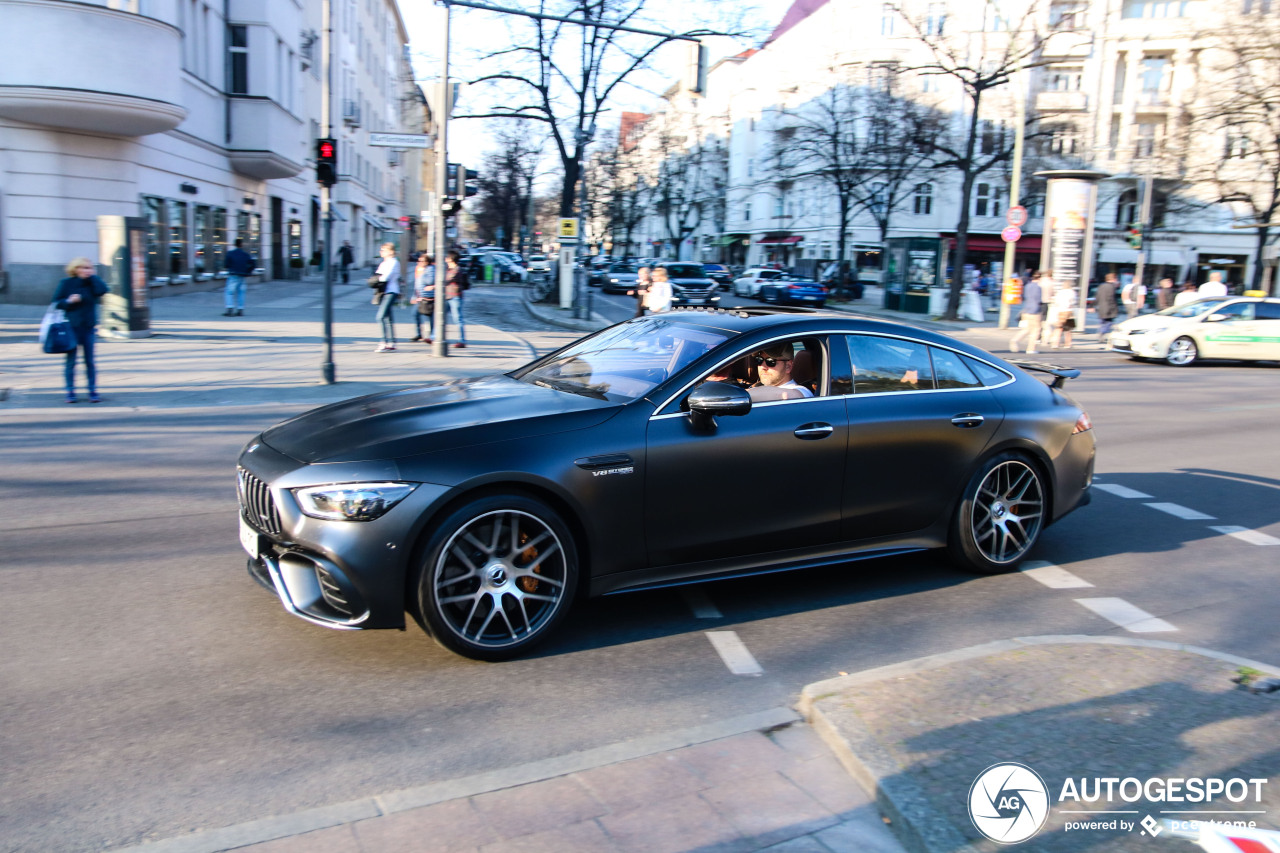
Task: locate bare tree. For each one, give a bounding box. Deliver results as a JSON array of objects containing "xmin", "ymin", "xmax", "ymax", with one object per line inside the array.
[
  {"xmin": 1182, "ymin": 5, "xmax": 1280, "ymax": 293},
  {"xmin": 460, "ymin": 1, "xmax": 737, "ymax": 218},
  {"xmin": 472, "ymin": 123, "xmax": 544, "ymax": 249},
  {"xmin": 646, "ymin": 112, "xmax": 726, "ymax": 258},
  {"xmin": 892, "ymin": 0, "xmax": 1048, "ymax": 319},
  {"xmin": 586, "ymin": 128, "xmax": 649, "ymax": 257}
]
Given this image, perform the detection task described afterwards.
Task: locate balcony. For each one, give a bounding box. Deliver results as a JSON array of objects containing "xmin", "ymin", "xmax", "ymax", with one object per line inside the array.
[
  {"xmin": 227, "ymin": 97, "xmax": 305, "ymax": 180},
  {"xmin": 0, "ymin": 0, "xmax": 186, "ymax": 136},
  {"xmin": 1036, "ymin": 90, "xmax": 1089, "ymax": 112},
  {"xmin": 343, "ymin": 100, "xmax": 362, "ymax": 127}
]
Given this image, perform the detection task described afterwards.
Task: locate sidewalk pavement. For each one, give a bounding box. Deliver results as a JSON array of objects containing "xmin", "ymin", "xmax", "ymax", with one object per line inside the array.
[{"xmin": 15, "ymin": 281, "xmax": 1270, "ymax": 853}]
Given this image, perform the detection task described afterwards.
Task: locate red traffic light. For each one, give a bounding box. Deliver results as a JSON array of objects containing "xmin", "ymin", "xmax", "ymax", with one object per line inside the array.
[{"xmin": 318, "ymin": 140, "xmax": 336, "ymax": 159}]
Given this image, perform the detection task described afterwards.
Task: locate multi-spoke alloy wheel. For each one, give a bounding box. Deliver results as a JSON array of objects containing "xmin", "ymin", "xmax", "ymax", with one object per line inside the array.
[
  {"xmin": 416, "ymin": 495, "xmax": 578, "ymax": 660},
  {"xmin": 1166, "ymin": 336, "xmax": 1199, "ymax": 366},
  {"xmin": 949, "ymin": 453, "xmax": 1046, "ymax": 574}
]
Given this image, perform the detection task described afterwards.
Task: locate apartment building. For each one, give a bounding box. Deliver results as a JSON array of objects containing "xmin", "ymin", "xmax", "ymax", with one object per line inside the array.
[
  {"xmin": 0, "ymin": 0, "xmax": 418, "ymax": 305},
  {"xmin": 633, "ymin": 0, "xmax": 1262, "ymax": 288}
]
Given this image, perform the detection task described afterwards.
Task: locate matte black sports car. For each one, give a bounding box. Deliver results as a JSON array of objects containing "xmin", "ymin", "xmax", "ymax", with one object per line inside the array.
[{"xmin": 237, "ymin": 308, "xmax": 1095, "ymax": 660}]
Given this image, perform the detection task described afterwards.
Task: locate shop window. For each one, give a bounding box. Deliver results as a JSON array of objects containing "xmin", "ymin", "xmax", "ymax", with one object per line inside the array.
[
  {"xmin": 143, "ymin": 196, "xmax": 166, "ymax": 281},
  {"xmin": 237, "ymin": 210, "xmax": 262, "ymax": 264},
  {"xmin": 168, "ymin": 200, "xmax": 189, "ymax": 276}
]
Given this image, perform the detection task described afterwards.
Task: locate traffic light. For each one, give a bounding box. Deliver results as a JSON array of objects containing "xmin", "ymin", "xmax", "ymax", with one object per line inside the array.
[
  {"xmin": 446, "ymin": 163, "xmax": 479, "ymax": 199},
  {"xmin": 315, "ymin": 138, "xmax": 337, "ymax": 187},
  {"xmin": 1127, "ymin": 223, "xmax": 1143, "ymax": 249},
  {"xmin": 441, "ymin": 198, "xmax": 463, "ymax": 218}
]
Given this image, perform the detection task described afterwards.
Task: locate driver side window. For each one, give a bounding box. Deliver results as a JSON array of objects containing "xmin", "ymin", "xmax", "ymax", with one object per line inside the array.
[{"xmin": 1214, "ymin": 302, "xmax": 1255, "ymax": 320}]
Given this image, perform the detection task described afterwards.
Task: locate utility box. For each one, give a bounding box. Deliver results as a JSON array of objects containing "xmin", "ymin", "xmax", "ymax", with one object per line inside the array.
[
  {"xmin": 884, "ymin": 237, "xmax": 944, "ymax": 314},
  {"xmin": 97, "ymin": 215, "xmax": 152, "ymax": 338}
]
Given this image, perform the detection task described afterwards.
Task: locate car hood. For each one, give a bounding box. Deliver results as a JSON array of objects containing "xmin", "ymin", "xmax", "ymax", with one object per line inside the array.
[
  {"xmin": 261, "ymin": 375, "xmax": 621, "ymax": 464},
  {"xmin": 1116, "ymin": 313, "xmax": 1190, "ymax": 333}
]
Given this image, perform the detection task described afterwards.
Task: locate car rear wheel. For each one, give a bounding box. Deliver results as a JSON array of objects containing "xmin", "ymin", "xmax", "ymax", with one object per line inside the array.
[
  {"xmin": 1166, "ymin": 336, "xmax": 1199, "ymax": 366},
  {"xmin": 414, "ymin": 494, "xmax": 578, "ymax": 660},
  {"xmin": 948, "ymin": 453, "xmax": 1046, "ymax": 574}
]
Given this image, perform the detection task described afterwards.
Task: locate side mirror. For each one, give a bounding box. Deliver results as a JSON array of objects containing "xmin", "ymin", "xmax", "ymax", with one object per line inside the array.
[
  {"xmin": 1205, "ymin": 313, "xmax": 1228, "ymax": 323},
  {"xmin": 686, "ymin": 381, "xmax": 752, "ymax": 430}
]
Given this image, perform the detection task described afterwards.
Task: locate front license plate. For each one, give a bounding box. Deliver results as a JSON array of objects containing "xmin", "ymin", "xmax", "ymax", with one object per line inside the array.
[
  {"xmin": 239, "ymin": 515, "xmax": 259, "ymax": 559},
  {"xmin": 801, "ymin": 295, "xmax": 818, "ymax": 301}
]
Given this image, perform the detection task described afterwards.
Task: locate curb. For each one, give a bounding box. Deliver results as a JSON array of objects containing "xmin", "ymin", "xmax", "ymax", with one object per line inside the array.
[
  {"xmin": 110, "ymin": 706, "xmax": 801, "ymax": 853},
  {"xmin": 795, "ymin": 635, "xmax": 1280, "ymax": 853}
]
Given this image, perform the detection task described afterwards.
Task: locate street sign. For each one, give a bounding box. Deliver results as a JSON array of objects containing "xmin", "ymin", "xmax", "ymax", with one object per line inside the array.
[
  {"xmin": 558, "ymin": 218, "xmax": 580, "ymax": 239},
  {"xmin": 1007, "ymin": 205, "xmax": 1028, "ymax": 227},
  {"xmin": 368, "ymin": 132, "xmax": 434, "ymax": 148},
  {"xmin": 1001, "ymin": 225, "xmax": 1023, "ymax": 243}
]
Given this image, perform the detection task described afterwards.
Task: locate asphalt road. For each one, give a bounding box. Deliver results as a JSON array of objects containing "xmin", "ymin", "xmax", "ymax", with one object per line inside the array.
[{"xmin": 3, "ymin": 299, "xmax": 1278, "ymax": 852}]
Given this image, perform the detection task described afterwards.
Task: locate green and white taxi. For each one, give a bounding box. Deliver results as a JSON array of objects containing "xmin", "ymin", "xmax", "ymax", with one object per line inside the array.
[{"xmin": 1109, "ymin": 296, "xmax": 1280, "ymax": 366}]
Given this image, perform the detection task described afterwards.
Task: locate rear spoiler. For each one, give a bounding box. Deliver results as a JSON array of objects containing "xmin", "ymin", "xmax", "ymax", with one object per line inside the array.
[{"xmin": 1008, "ymin": 360, "xmax": 1081, "ymax": 389}]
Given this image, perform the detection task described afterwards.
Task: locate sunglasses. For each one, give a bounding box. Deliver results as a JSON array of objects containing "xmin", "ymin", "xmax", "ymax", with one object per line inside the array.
[{"xmin": 752, "ymin": 355, "xmax": 792, "ymax": 368}]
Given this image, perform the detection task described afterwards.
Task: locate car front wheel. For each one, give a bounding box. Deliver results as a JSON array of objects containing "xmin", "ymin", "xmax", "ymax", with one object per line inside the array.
[
  {"xmin": 413, "ymin": 494, "xmax": 578, "ymax": 660},
  {"xmin": 948, "ymin": 453, "xmax": 1046, "ymax": 574},
  {"xmin": 1166, "ymin": 336, "xmax": 1199, "ymax": 366}
]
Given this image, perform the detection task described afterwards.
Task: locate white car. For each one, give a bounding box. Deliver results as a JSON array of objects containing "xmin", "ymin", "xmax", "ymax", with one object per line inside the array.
[
  {"xmin": 527, "ymin": 254, "xmax": 550, "ymax": 273},
  {"xmin": 733, "ymin": 267, "xmax": 786, "ymax": 297},
  {"xmin": 1109, "ymin": 296, "xmax": 1280, "ymax": 366}
]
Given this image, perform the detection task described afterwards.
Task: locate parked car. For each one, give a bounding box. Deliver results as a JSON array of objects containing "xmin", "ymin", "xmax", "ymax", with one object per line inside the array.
[
  {"xmin": 527, "ymin": 254, "xmax": 551, "ymax": 273},
  {"xmin": 237, "ymin": 309, "xmax": 1095, "ymax": 659},
  {"xmin": 601, "ymin": 262, "xmax": 640, "ymax": 294},
  {"xmin": 703, "ymin": 263, "xmax": 732, "ymax": 285},
  {"xmin": 1109, "ymin": 296, "xmax": 1280, "ymax": 366},
  {"xmin": 759, "ymin": 277, "xmax": 828, "ymax": 307},
  {"xmin": 657, "ymin": 261, "xmax": 720, "ymax": 307},
  {"xmin": 733, "ymin": 267, "xmax": 786, "ymax": 297}
]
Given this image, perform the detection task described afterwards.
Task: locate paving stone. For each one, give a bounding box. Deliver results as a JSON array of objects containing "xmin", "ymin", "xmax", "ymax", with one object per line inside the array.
[
  {"xmin": 813, "ymin": 808, "xmax": 907, "ymax": 853},
  {"xmin": 572, "ymin": 751, "xmax": 708, "ymax": 814},
  {"xmin": 780, "ymin": 753, "xmax": 876, "ymax": 816},
  {"xmin": 598, "ymin": 791, "xmax": 752, "ymax": 853},
  {"xmin": 477, "ymin": 818, "xmax": 622, "ymax": 853},
  {"xmin": 767, "ymin": 723, "xmax": 832, "ymax": 762},
  {"xmin": 699, "ymin": 770, "xmax": 839, "ymax": 848},
  {"xmin": 470, "ymin": 776, "xmax": 608, "ymax": 841},
  {"xmin": 352, "ymin": 798, "xmax": 491, "ymax": 851},
  {"xmin": 675, "ymin": 731, "xmax": 798, "ymax": 786},
  {"xmin": 232, "ymin": 823, "xmax": 360, "ymax": 853}
]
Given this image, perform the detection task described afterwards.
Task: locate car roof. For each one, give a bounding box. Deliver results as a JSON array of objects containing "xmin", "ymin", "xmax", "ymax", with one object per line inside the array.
[{"xmin": 650, "ymin": 306, "xmax": 985, "ymax": 351}]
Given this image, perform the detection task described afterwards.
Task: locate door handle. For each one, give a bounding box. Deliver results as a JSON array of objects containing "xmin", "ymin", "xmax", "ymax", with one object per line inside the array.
[
  {"xmin": 794, "ymin": 423, "xmax": 834, "ymax": 439},
  {"xmin": 950, "ymin": 414, "xmax": 985, "ymax": 428}
]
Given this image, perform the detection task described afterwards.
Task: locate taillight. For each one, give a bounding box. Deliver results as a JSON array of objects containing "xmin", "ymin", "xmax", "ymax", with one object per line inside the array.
[{"xmin": 1072, "ymin": 411, "xmax": 1093, "ymax": 434}]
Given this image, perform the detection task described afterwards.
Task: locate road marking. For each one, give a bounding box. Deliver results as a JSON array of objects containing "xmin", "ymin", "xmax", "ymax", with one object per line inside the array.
[
  {"xmin": 1093, "ymin": 483, "xmax": 1153, "ymax": 499},
  {"xmin": 1209, "ymin": 525, "xmax": 1280, "ymax": 546},
  {"xmin": 706, "ymin": 631, "xmax": 763, "ymax": 676},
  {"xmin": 1075, "ymin": 598, "xmax": 1178, "ymax": 633},
  {"xmin": 1020, "ymin": 561, "xmax": 1095, "ymax": 589},
  {"xmin": 1145, "ymin": 502, "xmax": 1215, "ymax": 520},
  {"xmin": 681, "ymin": 588, "xmax": 722, "ymax": 619}
]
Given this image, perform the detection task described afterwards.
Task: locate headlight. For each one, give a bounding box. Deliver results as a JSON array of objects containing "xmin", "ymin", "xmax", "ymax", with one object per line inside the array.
[
  {"xmin": 293, "ymin": 482, "xmax": 418, "ymax": 521},
  {"xmin": 1127, "ymin": 327, "xmax": 1164, "ymax": 336}
]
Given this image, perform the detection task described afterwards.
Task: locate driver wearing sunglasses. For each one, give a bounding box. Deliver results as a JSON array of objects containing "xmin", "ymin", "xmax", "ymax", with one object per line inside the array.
[{"xmin": 747, "ymin": 343, "xmax": 813, "ymax": 401}]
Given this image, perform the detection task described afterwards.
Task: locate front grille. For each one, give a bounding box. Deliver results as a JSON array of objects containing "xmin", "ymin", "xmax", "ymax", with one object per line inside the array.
[
  {"xmin": 677, "ymin": 287, "xmax": 715, "ymax": 300},
  {"xmin": 239, "ymin": 468, "xmax": 282, "ymax": 535}
]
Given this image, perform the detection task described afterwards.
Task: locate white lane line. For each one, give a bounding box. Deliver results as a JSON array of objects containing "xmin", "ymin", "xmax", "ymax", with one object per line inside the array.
[
  {"xmin": 1093, "ymin": 483, "xmax": 1153, "ymax": 499},
  {"xmin": 1209, "ymin": 525, "xmax": 1280, "ymax": 546},
  {"xmin": 1020, "ymin": 561, "xmax": 1095, "ymax": 589},
  {"xmin": 681, "ymin": 588, "xmax": 723, "ymax": 619},
  {"xmin": 706, "ymin": 631, "xmax": 763, "ymax": 676},
  {"xmin": 1075, "ymin": 598, "xmax": 1178, "ymax": 633},
  {"xmin": 1145, "ymin": 502, "xmax": 1216, "ymax": 521}
]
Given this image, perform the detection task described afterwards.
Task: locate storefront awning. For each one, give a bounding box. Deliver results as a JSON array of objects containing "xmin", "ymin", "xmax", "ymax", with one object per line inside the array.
[
  {"xmin": 758, "ymin": 235, "xmax": 804, "ymax": 245},
  {"xmin": 947, "ymin": 234, "xmax": 1043, "ymax": 253},
  {"xmin": 362, "ymin": 213, "xmax": 391, "ymax": 230},
  {"xmin": 1097, "ymin": 248, "xmax": 1187, "ymax": 267},
  {"xmin": 711, "ymin": 233, "xmax": 749, "ymax": 247}
]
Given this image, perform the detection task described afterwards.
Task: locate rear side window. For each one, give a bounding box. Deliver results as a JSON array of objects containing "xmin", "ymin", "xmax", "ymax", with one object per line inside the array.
[
  {"xmin": 930, "ymin": 347, "xmax": 982, "ymax": 389},
  {"xmin": 963, "ymin": 355, "xmax": 1012, "ymax": 386},
  {"xmin": 1257, "ymin": 302, "xmax": 1280, "ymax": 320},
  {"xmin": 847, "ymin": 335, "xmax": 935, "ymax": 393}
]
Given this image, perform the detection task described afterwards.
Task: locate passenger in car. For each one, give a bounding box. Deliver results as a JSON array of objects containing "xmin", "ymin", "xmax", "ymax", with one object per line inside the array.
[{"xmin": 748, "ymin": 343, "xmax": 814, "ymax": 401}]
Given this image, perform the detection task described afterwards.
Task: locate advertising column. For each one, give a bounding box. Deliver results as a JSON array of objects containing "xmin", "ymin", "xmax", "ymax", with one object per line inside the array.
[
  {"xmin": 1035, "ymin": 170, "xmax": 1107, "ymax": 334},
  {"xmin": 97, "ymin": 215, "xmax": 152, "ymax": 338}
]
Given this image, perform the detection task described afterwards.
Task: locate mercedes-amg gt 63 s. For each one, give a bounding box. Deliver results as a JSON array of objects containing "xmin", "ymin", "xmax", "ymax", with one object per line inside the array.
[{"xmin": 237, "ymin": 308, "xmax": 1095, "ymax": 660}]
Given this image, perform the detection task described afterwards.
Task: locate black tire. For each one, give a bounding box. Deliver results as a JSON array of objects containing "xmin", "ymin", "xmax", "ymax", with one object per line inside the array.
[
  {"xmin": 948, "ymin": 452, "xmax": 1046, "ymax": 574},
  {"xmin": 413, "ymin": 494, "xmax": 578, "ymax": 660}
]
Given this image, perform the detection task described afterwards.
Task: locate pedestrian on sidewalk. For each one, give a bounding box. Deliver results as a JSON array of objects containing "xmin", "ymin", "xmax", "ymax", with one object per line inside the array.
[
  {"xmin": 1008, "ymin": 272, "xmax": 1043, "ymax": 354},
  {"xmin": 444, "ymin": 250, "xmax": 469, "ymax": 349},
  {"xmin": 223, "ymin": 238, "xmax": 255, "ymax": 316},
  {"xmin": 1198, "ymin": 270, "xmax": 1228, "ymax": 297},
  {"xmin": 373, "ymin": 242, "xmax": 400, "ymax": 352},
  {"xmin": 1156, "ymin": 276, "xmax": 1176, "ymax": 310},
  {"xmin": 1038, "ymin": 273, "xmax": 1058, "ymax": 347},
  {"xmin": 1121, "ymin": 277, "xmax": 1147, "ymax": 318},
  {"xmin": 336, "ymin": 240, "xmax": 354, "ymax": 285},
  {"xmin": 410, "ymin": 253, "xmax": 435, "ymax": 343},
  {"xmin": 1174, "ymin": 281, "xmax": 1199, "ymax": 306},
  {"xmin": 629, "ymin": 265, "xmax": 651, "ymax": 318},
  {"xmin": 1094, "ymin": 273, "xmax": 1119, "ymax": 345},
  {"xmin": 1049, "ymin": 282, "xmax": 1077, "ymax": 348},
  {"xmin": 52, "ymin": 257, "xmax": 109, "ymax": 403}
]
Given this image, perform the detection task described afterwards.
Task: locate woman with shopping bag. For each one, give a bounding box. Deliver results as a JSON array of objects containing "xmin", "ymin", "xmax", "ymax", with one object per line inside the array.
[{"xmin": 51, "ymin": 257, "xmax": 109, "ymax": 403}]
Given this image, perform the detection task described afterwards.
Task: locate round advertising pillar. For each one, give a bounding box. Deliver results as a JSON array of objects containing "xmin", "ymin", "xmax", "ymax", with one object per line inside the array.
[{"xmin": 1035, "ymin": 170, "xmax": 1109, "ymax": 337}]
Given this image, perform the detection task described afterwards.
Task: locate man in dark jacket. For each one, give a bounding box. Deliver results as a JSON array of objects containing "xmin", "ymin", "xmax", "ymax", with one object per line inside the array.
[
  {"xmin": 336, "ymin": 240, "xmax": 354, "ymax": 284},
  {"xmin": 223, "ymin": 239, "xmax": 255, "ymax": 316},
  {"xmin": 1094, "ymin": 273, "xmax": 1120, "ymax": 346}
]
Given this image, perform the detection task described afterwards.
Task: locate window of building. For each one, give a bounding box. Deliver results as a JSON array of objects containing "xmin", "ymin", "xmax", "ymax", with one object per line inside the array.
[
  {"xmin": 1042, "ymin": 124, "xmax": 1081, "ymax": 156},
  {"xmin": 228, "ymin": 25, "xmax": 248, "ymax": 94},
  {"xmin": 869, "ymin": 63, "xmax": 897, "ymax": 93},
  {"xmin": 1139, "ymin": 55, "xmax": 1170, "ymax": 105},
  {"xmin": 984, "ymin": 5, "xmax": 1008, "ymax": 30},
  {"xmin": 194, "ymin": 205, "xmax": 211, "ymax": 274},
  {"xmin": 926, "ymin": 3, "xmax": 946, "ymax": 35},
  {"xmin": 143, "ymin": 196, "xmax": 166, "ymax": 281},
  {"xmin": 881, "ymin": 3, "xmax": 896, "ymax": 35},
  {"xmin": 1242, "ymin": 0, "xmax": 1274, "ymax": 11},
  {"xmin": 744, "ymin": 203, "xmax": 751, "ymax": 221},
  {"xmin": 1045, "ymin": 65, "xmax": 1084, "ymax": 91},
  {"xmin": 1122, "ymin": 0, "xmax": 1201, "ymax": 17},
  {"xmin": 920, "ymin": 72, "xmax": 940, "ymax": 94},
  {"xmin": 288, "ymin": 220, "xmax": 303, "ymax": 264},
  {"xmin": 774, "ymin": 196, "xmax": 784, "ymax": 218},
  {"xmin": 747, "ymin": 157, "xmax": 754, "ymax": 177},
  {"xmin": 1117, "ymin": 189, "xmax": 1139, "ymax": 227},
  {"xmin": 1113, "ymin": 57, "xmax": 1127, "ymax": 104},
  {"xmin": 1225, "ymin": 131, "xmax": 1250, "ymax": 159},
  {"xmin": 1109, "ymin": 117, "xmax": 1122, "ymax": 159},
  {"xmin": 914, "ymin": 183, "xmax": 933, "ymax": 215},
  {"xmin": 211, "ymin": 207, "xmax": 227, "ymax": 273},
  {"xmin": 870, "ymin": 182, "xmax": 887, "ymax": 214},
  {"xmin": 980, "ymin": 120, "xmax": 1004, "ymax": 155},
  {"xmin": 974, "ymin": 184, "xmax": 1002, "ymax": 217},
  {"xmin": 1049, "ymin": 1, "xmax": 1088, "ymax": 28},
  {"xmin": 168, "ymin": 200, "xmax": 189, "ymax": 276},
  {"xmin": 1134, "ymin": 120, "xmax": 1163, "ymax": 157},
  {"xmin": 236, "ymin": 210, "xmax": 262, "ymax": 263}
]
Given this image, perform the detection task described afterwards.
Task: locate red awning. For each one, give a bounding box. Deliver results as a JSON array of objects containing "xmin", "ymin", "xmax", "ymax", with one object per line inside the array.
[
  {"xmin": 758, "ymin": 235, "xmax": 804, "ymax": 245},
  {"xmin": 945, "ymin": 234, "xmax": 1042, "ymax": 252}
]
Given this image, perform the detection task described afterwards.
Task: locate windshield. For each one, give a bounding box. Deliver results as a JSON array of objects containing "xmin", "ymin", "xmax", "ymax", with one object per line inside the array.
[
  {"xmin": 511, "ymin": 319, "xmax": 733, "ymax": 402},
  {"xmin": 609, "ymin": 263, "xmax": 637, "ymax": 273},
  {"xmin": 663, "ymin": 264, "xmax": 706, "ymax": 279},
  {"xmin": 1157, "ymin": 299, "xmax": 1228, "ymax": 319}
]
